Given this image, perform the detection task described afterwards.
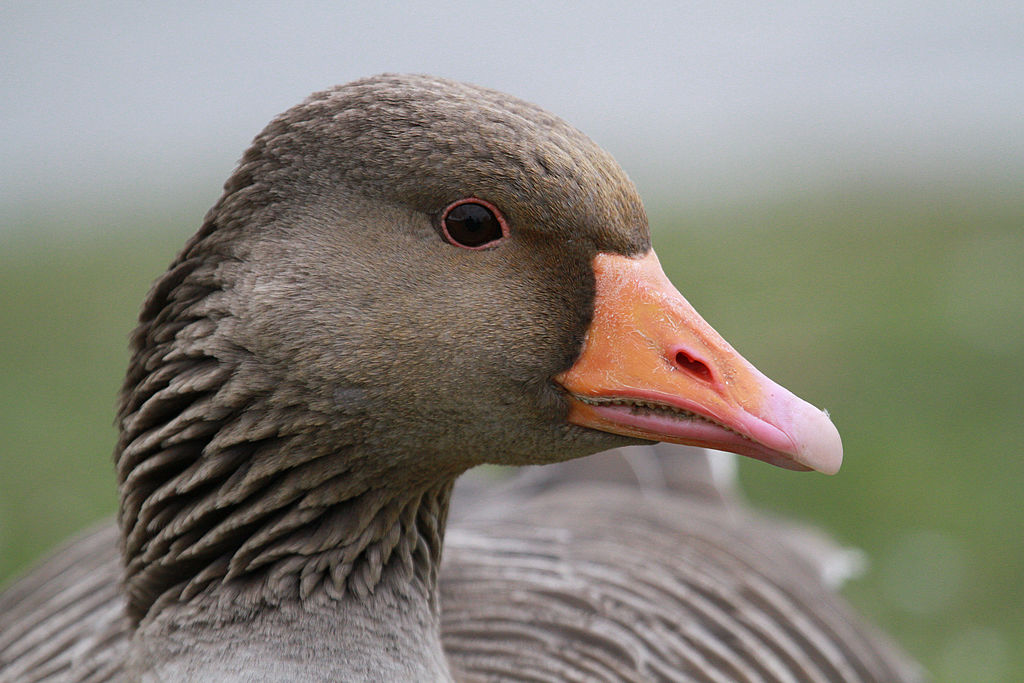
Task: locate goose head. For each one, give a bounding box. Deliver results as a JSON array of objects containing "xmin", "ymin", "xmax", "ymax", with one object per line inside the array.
[{"xmin": 116, "ymin": 73, "xmax": 840, "ymax": 622}]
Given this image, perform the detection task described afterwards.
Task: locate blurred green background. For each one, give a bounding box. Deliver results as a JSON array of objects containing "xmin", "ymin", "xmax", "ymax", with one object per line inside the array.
[{"xmin": 2, "ymin": 181, "xmax": 1020, "ymax": 681}]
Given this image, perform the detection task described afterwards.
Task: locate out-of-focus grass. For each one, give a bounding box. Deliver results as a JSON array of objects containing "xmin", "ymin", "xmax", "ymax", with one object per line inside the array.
[{"xmin": 1, "ymin": 184, "xmax": 1021, "ymax": 682}]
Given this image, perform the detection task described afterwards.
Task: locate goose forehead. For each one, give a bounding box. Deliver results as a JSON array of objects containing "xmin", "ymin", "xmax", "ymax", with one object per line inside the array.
[{"xmin": 248, "ymin": 74, "xmax": 649, "ymax": 253}]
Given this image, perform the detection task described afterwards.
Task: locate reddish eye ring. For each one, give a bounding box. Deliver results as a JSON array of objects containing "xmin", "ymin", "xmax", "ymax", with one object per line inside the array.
[{"xmin": 440, "ymin": 198, "xmax": 509, "ymax": 249}]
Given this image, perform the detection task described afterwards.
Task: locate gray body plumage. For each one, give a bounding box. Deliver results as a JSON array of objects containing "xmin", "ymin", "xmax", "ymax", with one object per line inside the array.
[
  {"xmin": 0, "ymin": 449, "xmax": 921, "ymax": 682},
  {"xmin": 0, "ymin": 75, "xmax": 923, "ymax": 682}
]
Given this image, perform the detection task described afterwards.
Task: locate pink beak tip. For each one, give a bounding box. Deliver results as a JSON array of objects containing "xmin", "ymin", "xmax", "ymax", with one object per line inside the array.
[{"xmin": 793, "ymin": 405, "xmax": 844, "ymax": 475}]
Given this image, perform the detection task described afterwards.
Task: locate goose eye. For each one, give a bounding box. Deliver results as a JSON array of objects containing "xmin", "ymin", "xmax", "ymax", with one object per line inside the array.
[{"xmin": 441, "ymin": 198, "xmax": 509, "ymax": 249}]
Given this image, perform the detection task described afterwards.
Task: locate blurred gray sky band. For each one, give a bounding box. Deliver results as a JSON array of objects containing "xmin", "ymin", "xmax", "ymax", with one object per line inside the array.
[{"xmin": 2, "ymin": 1, "xmax": 1022, "ymax": 234}]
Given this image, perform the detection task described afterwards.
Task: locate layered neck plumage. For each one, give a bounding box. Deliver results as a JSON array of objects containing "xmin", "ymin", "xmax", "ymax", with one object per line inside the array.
[{"xmin": 114, "ymin": 222, "xmax": 457, "ymax": 629}]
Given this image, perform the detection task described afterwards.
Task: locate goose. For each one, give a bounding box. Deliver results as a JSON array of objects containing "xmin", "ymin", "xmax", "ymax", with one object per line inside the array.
[{"xmin": 0, "ymin": 74, "xmax": 923, "ymax": 682}]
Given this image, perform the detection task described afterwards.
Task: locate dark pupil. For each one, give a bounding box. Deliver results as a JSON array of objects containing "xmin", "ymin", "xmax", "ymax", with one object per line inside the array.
[{"xmin": 445, "ymin": 203, "xmax": 502, "ymax": 247}]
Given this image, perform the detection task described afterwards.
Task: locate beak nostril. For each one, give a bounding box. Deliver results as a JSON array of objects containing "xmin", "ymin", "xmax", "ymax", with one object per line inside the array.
[{"xmin": 674, "ymin": 350, "xmax": 713, "ymax": 383}]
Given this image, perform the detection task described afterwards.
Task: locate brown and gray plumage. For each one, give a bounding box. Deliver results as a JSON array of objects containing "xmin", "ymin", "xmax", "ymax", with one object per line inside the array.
[{"xmin": 0, "ymin": 74, "xmax": 923, "ymax": 682}]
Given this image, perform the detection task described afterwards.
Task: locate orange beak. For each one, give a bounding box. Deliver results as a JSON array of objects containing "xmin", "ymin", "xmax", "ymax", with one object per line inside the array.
[{"xmin": 555, "ymin": 250, "xmax": 842, "ymax": 474}]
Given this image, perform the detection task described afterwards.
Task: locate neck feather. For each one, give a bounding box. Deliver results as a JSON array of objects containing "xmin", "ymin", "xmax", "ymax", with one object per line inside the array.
[{"xmin": 115, "ymin": 235, "xmax": 454, "ymax": 624}]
